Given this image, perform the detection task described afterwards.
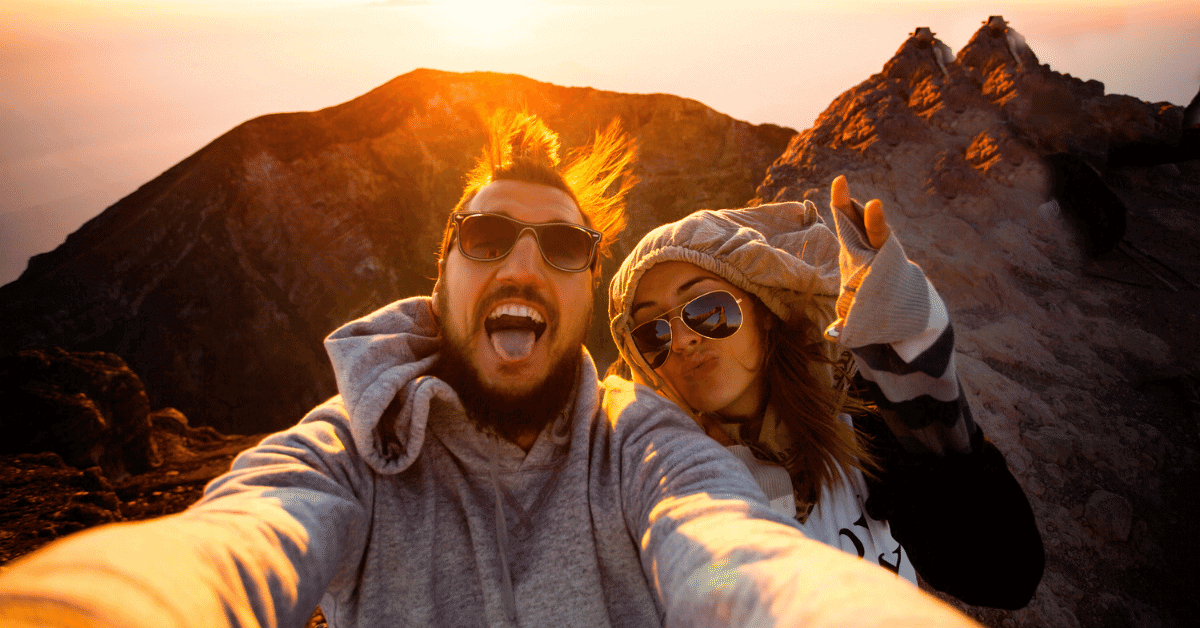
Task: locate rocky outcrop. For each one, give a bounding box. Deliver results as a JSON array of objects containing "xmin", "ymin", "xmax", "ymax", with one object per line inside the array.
[
  {"xmin": 0, "ymin": 348, "xmax": 161, "ymax": 480},
  {"xmin": 753, "ymin": 16, "xmax": 1199, "ymax": 628},
  {"xmin": 0, "ymin": 70, "xmax": 794, "ymax": 434},
  {"xmin": 0, "ymin": 352, "xmax": 265, "ymax": 566}
]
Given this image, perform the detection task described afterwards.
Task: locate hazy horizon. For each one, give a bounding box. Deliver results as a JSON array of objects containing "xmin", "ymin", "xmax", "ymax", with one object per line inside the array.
[{"xmin": 2, "ymin": 0, "xmax": 1198, "ymax": 284}]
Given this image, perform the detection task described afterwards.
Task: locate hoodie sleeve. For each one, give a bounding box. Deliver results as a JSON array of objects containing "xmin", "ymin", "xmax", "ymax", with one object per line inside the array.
[
  {"xmin": 603, "ymin": 378, "xmax": 981, "ymax": 628},
  {"xmin": 0, "ymin": 400, "xmax": 373, "ymax": 628},
  {"xmin": 830, "ymin": 198, "xmax": 976, "ymax": 456}
]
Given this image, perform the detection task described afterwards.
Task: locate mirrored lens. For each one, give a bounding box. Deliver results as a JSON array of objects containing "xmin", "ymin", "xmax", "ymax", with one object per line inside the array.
[
  {"xmin": 631, "ymin": 319, "xmax": 672, "ymax": 356},
  {"xmin": 682, "ymin": 291, "xmax": 741, "ymax": 338},
  {"xmin": 630, "ymin": 291, "xmax": 742, "ymax": 369}
]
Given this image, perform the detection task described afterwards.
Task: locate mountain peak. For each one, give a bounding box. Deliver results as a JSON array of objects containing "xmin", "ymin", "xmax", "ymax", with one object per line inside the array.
[{"xmin": 0, "ymin": 70, "xmax": 793, "ymax": 435}]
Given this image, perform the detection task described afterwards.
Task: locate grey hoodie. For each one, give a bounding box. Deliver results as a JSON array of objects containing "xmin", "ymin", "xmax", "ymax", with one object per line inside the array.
[{"xmin": 0, "ymin": 296, "xmax": 975, "ymax": 628}]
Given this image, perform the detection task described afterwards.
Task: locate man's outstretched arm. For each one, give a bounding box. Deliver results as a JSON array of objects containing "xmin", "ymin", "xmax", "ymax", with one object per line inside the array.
[{"xmin": 0, "ymin": 403, "xmax": 372, "ymax": 628}]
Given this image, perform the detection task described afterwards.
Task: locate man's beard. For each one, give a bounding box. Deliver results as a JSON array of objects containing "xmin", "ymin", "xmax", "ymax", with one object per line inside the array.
[{"xmin": 432, "ymin": 306, "xmax": 587, "ymax": 445}]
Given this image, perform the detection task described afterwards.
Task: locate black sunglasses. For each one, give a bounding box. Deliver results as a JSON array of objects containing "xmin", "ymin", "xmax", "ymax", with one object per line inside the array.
[
  {"xmin": 630, "ymin": 290, "xmax": 744, "ymax": 369},
  {"xmin": 451, "ymin": 213, "xmax": 602, "ymax": 272}
]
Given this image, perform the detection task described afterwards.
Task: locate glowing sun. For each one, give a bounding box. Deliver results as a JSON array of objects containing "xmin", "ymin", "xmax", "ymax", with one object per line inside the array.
[{"xmin": 428, "ymin": 0, "xmax": 538, "ymax": 48}]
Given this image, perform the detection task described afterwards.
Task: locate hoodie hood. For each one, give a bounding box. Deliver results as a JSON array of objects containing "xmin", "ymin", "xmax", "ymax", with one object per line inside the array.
[
  {"xmin": 607, "ymin": 201, "xmax": 842, "ymax": 416},
  {"xmin": 324, "ymin": 296, "xmax": 596, "ymax": 477},
  {"xmin": 324, "ymin": 297, "xmax": 449, "ymax": 474}
]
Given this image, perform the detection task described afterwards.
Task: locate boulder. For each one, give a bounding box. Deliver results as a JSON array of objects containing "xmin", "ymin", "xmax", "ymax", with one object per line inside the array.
[{"xmin": 0, "ymin": 348, "xmax": 162, "ymax": 480}]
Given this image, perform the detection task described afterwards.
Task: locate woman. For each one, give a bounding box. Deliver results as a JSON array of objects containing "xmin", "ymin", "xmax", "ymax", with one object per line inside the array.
[{"xmin": 607, "ymin": 176, "xmax": 1044, "ymax": 609}]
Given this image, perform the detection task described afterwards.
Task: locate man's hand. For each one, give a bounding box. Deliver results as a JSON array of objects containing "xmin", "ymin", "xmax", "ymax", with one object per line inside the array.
[{"xmin": 831, "ymin": 174, "xmax": 890, "ymax": 249}]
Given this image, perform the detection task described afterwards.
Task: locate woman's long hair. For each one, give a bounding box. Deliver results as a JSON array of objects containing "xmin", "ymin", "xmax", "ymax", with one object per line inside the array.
[{"xmin": 760, "ymin": 305, "xmax": 876, "ymax": 505}]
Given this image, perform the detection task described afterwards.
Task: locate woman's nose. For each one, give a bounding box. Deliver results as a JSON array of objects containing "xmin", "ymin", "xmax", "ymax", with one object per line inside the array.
[{"xmin": 669, "ymin": 317, "xmax": 701, "ymax": 352}]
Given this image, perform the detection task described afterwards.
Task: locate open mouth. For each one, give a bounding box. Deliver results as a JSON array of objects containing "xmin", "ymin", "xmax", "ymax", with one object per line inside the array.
[{"xmin": 484, "ymin": 304, "xmax": 547, "ymax": 361}]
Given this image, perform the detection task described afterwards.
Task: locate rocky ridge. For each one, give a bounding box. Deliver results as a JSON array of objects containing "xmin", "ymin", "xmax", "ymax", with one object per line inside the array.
[{"xmin": 754, "ymin": 16, "xmax": 1199, "ymax": 628}]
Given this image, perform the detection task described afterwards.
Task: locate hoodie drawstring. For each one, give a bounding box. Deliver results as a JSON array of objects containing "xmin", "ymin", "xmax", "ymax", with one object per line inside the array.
[
  {"xmin": 489, "ymin": 441, "xmax": 519, "ymax": 625},
  {"xmin": 487, "ymin": 378, "xmax": 578, "ymax": 625}
]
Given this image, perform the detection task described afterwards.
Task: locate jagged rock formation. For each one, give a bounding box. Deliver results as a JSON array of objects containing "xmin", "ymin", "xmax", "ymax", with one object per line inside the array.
[
  {"xmin": 754, "ymin": 16, "xmax": 1199, "ymax": 628},
  {"xmin": 0, "ymin": 70, "xmax": 794, "ymax": 434}
]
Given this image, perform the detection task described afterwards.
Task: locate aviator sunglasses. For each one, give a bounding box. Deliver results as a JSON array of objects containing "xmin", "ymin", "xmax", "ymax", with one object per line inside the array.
[
  {"xmin": 451, "ymin": 212, "xmax": 602, "ymax": 272},
  {"xmin": 630, "ymin": 290, "xmax": 744, "ymax": 369}
]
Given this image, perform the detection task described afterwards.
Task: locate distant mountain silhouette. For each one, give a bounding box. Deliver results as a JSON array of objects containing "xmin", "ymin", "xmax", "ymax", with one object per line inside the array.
[{"xmin": 0, "ymin": 69, "xmax": 794, "ymax": 435}]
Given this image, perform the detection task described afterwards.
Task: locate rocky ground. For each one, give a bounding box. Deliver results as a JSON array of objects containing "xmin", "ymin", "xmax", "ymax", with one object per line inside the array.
[
  {"xmin": 0, "ymin": 426, "xmax": 263, "ymax": 566},
  {"xmin": 0, "ymin": 419, "xmax": 338, "ymax": 625}
]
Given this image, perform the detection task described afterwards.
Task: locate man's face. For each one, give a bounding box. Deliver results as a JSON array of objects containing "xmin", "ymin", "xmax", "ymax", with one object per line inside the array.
[{"xmin": 433, "ymin": 180, "xmax": 595, "ymax": 400}]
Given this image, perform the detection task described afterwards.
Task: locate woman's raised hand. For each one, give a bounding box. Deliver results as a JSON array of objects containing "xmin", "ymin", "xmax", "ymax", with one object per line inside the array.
[{"xmin": 831, "ymin": 175, "xmax": 890, "ymax": 249}]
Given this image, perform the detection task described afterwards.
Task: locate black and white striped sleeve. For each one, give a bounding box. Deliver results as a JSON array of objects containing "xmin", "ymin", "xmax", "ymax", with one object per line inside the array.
[{"xmin": 829, "ymin": 202, "xmax": 975, "ymax": 455}]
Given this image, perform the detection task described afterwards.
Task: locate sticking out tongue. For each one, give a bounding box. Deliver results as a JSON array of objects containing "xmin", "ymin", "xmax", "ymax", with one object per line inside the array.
[{"xmin": 490, "ymin": 329, "xmax": 536, "ymax": 361}]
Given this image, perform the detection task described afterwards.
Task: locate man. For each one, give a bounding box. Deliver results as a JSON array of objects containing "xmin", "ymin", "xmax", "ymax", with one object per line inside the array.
[{"xmin": 0, "ymin": 112, "xmax": 980, "ymax": 627}]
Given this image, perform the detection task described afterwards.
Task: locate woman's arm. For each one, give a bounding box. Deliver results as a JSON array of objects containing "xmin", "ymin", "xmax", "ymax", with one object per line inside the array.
[
  {"xmin": 854, "ymin": 407, "xmax": 1044, "ymax": 609},
  {"xmin": 828, "ymin": 175, "xmax": 1044, "ymax": 609}
]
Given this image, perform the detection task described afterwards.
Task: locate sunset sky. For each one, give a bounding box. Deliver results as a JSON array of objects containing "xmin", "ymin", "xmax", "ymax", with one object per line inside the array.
[{"xmin": 2, "ymin": 0, "xmax": 1198, "ymax": 284}]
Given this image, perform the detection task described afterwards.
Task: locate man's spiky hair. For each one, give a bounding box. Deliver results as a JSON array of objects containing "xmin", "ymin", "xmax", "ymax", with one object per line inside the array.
[{"xmin": 438, "ymin": 110, "xmax": 638, "ymax": 267}]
